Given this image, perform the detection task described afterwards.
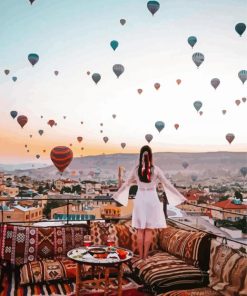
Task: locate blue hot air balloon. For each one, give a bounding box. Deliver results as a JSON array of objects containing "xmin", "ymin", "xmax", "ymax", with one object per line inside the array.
[
  {"xmin": 238, "ymin": 70, "xmax": 247, "ymax": 84},
  {"xmin": 12, "ymin": 76, "xmax": 17, "ymax": 82},
  {"xmin": 92, "ymin": 73, "xmax": 101, "ymax": 84},
  {"xmin": 187, "ymin": 36, "xmax": 197, "ymax": 48},
  {"xmin": 193, "ymin": 101, "xmax": 203, "ymax": 112},
  {"xmin": 28, "ymin": 53, "xmax": 39, "ymax": 66},
  {"xmin": 110, "ymin": 40, "xmax": 119, "ymax": 51},
  {"xmin": 192, "ymin": 52, "xmax": 204, "ymax": 68},
  {"xmin": 235, "ymin": 23, "xmax": 246, "ymax": 37},
  {"xmin": 10, "ymin": 111, "xmax": 18, "ymax": 119},
  {"xmin": 147, "ymin": 1, "xmax": 160, "ymax": 15},
  {"xmin": 155, "ymin": 121, "xmax": 165, "ymax": 132}
]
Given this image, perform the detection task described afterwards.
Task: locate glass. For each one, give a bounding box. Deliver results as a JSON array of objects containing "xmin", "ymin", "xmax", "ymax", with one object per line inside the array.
[
  {"xmin": 83, "ymin": 235, "xmax": 92, "ymax": 247},
  {"xmin": 107, "ymin": 234, "xmax": 115, "ymax": 247}
]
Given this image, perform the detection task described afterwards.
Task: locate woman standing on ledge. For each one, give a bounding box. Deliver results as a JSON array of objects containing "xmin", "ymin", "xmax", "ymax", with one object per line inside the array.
[{"xmin": 112, "ymin": 145, "xmax": 186, "ymax": 259}]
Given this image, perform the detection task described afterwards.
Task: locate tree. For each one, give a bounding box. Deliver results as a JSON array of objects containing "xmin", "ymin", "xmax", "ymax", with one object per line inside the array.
[{"xmin": 235, "ymin": 191, "xmax": 243, "ymax": 202}]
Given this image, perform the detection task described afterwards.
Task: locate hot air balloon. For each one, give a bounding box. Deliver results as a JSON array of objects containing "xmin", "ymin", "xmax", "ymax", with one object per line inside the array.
[
  {"xmin": 81, "ymin": 121, "xmax": 83, "ymax": 124},
  {"xmin": 63, "ymin": 116, "xmax": 66, "ymax": 119},
  {"xmin": 38, "ymin": 130, "xmax": 44, "ymax": 136},
  {"xmin": 191, "ymin": 174, "xmax": 198, "ymax": 182},
  {"xmin": 192, "ymin": 52, "xmax": 204, "ymax": 68},
  {"xmin": 113, "ymin": 64, "xmax": 124, "ymax": 78},
  {"xmin": 4, "ymin": 70, "xmax": 10, "ymax": 75},
  {"xmin": 47, "ymin": 119, "xmax": 55, "ymax": 127},
  {"xmin": 211, "ymin": 78, "xmax": 220, "ymax": 89},
  {"xmin": 54, "ymin": 71, "xmax": 59, "ymax": 76},
  {"xmin": 29, "ymin": 134, "xmax": 32, "ymax": 138},
  {"xmin": 25, "ymin": 144, "xmax": 28, "ymax": 148},
  {"xmin": 147, "ymin": 1, "xmax": 160, "ymax": 15},
  {"xmin": 77, "ymin": 136, "xmax": 83, "ymax": 143},
  {"xmin": 41, "ymin": 115, "xmax": 43, "ymax": 119},
  {"xmin": 137, "ymin": 88, "xmax": 143, "ymax": 94},
  {"xmin": 69, "ymin": 143, "xmax": 72, "ymax": 147},
  {"xmin": 12, "ymin": 76, "xmax": 17, "ymax": 82},
  {"xmin": 235, "ymin": 23, "xmax": 246, "ymax": 37},
  {"xmin": 92, "ymin": 73, "xmax": 101, "ymax": 84},
  {"xmin": 155, "ymin": 121, "xmax": 165, "ymax": 132},
  {"xmin": 36, "ymin": 154, "xmax": 40, "ymax": 159},
  {"xmin": 112, "ymin": 114, "xmax": 116, "ymax": 119},
  {"xmin": 10, "ymin": 111, "xmax": 18, "ymax": 119},
  {"xmin": 235, "ymin": 100, "xmax": 241, "ymax": 106},
  {"xmin": 100, "ymin": 123, "xmax": 103, "ymax": 126},
  {"xmin": 43, "ymin": 149, "xmax": 46, "ymax": 153},
  {"xmin": 17, "ymin": 115, "xmax": 28, "ymax": 128},
  {"xmin": 238, "ymin": 70, "xmax": 247, "ymax": 84},
  {"xmin": 110, "ymin": 40, "xmax": 119, "ymax": 51},
  {"xmin": 193, "ymin": 101, "xmax": 202, "ymax": 112},
  {"xmin": 81, "ymin": 147, "xmax": 84, "ymax": 150},
  {"xmin": 182, "ymin": 161, "xmax": 189, "ymax": 169},
  {"xmin": 222, "ymin": 110, "xmax": 227, "ymax": 115},
  {"xmin": 86, "ymin": 71, "xmax": 90, "ymax": 75},
  {"xmin": 145, "ymin": 134, "xmax": 153, "ymax": 143},
  {"xmin": 225, "ymin": 133, "xmax": 235, "ymax": 144},
  {"xmin": 187, "ymin": 36, "xmax": 197, "ymax": 48},
  {"xmin": 121, "ymin": 142, "xmax": 126, "ymax": 149},
  {"xmin": 174, "ymin": 123, "xmax": 179, "ymax": 130},
  {"xmin": 176, "ymin": 79, "xmax": 181, "ymax": 85},
  {"xmin": 154, "ymin": 83, "xmax": 160, "ymax": 90},
  {"xmin": 120, "ymin": 18, "xmax": 126, "ymax": 25},
  {"xmin": 240, "ymin": 167, "xmax": 247, "ymax": 177},
  {"xmin": 50, "ymin": 146, "xmax": 73, "ymax": 173},
  {"xmin": 29, "ymin": 0, "xmax": 35, "ymax": 4},
  {"xmin": 27, "ymin": 150, "xmax": 29, "ymax": 153},
  {"xmin": 28, "ymin": 53, "xmax": 39, "ymax": 66},
  {"xmin": 199, "ymin": 111, "xmax": 203, "ymax": 116},
  {"xmin": 103, "ymin": 136, "xmax": 109, "ymax": 143},
  {"xmin": 100, "ymin": 130, "xmax": 103, "ymax": 133},
  {"xmin": 242, "ymin": 97, "xmax": 246, "ymax": 103}
]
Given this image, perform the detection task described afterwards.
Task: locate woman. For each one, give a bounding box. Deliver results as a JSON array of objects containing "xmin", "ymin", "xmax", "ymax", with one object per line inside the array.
[{"xmin": 112, "ymin": 145, "xmax": 186, "ymax": 259}]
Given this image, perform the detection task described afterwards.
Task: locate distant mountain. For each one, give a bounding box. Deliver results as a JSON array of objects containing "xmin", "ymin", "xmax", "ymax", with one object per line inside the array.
[
  {"xmin": 8, "ymin": 152, "xmax": 247, "ymax": 182},
  {"xmin": 0, "ymin": 163, "xmax": 48, "ymax": 172}
]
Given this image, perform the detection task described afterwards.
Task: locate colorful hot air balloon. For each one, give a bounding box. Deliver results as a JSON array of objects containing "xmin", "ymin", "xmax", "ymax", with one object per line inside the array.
[
  {"xmin": 155, "ymin": 121, "xmax": 165, "ymax": 132},
  {"xmin": 154, "ymin": 83, "xmax": 160, "ymax": 90},
  {"xmin": 192, "ymin": 52, "xmax": 204, "ymax": 68},
  {"xmin": 12, "ymin": 76, "xmax": 17, "ymax": 82},
  {"xmin": 176, "ymin": 79, "xmax": 181, "ymax": 85},
  {"xmin": 235, "ymin": 99, "xmax": 241, "ymax": 106},
  {"xmin": 137, "ymin": 88, "xmax": 143, "ymax": 94},
  {"xmin": 47, "ymin": 119, "xmax": 55, "ymax": 127},
  {"xmin": 242, "ymin": 97, "xmax": 246, "ymax": 103},
  {"xmin": 187, "ymin": 36, "xmax": 197, "ymax": 48},
  {"xmin": 113, "ymin": 64, "xmax": 124, "ymax": 78},
  {"xmin": 120, "ymin": 19, "xmax": 126, "ymax": 25},
  {"xmin": 28, "ymin": 53, "xmax": 39, "ymax": 66},
  {"xmin": 10, "ymin": 111, "xmax": 18, "ymax": 119},
  {"xmin": 238, "ymin": 70, "xmax": 247, "ymax": 84},
  {"xmin": 110, "ymin": 40, "xmax": 119, "ymax": 51},
  {"xmin": 193, "ymin": 101, "xmax": 203, "ymax": 112},
  {"xmin": 38, "ymin": 129, "xmax": 44, "ymax": 136},
  {"xmin": 112, "ymin": 114, "xmax": 116, "ymax": 119},
  {"xmin": 17, "ymin": 115, "xmax": 28, "ymax": 128},
  {"xmin": 4, "ymin": 69, "xmax": 10, "ymax": 75},
  {"xmin": 103, "ymin": 136, "xmax": 109, "ymax": 143},
  {"xmin": 50, "ymin": 146, "xmax": 73, "ymax": 173},
  {"xmin": 222, "ymin": 110, "xmax": 227, "ymax": 115},
  {"xmin": 147, "ymin": 1, "xmax": 160, "ymax": 15},
  {"xmin": 145, "ymin": 134, "xmax": 153, "ymax": 143},
  {"xmin": 225, "ymin": 133, "xmax": 235, "ymax": 144},
  {"xmin": 174, "ymin": 123, "xmax": 179, "ymax": 130},
  {"xmin": 211, "ymin": 78, "xmax": 220, "ymax": 89},
  {"xmin": 92, "ymin": 73, "xmax": 101, "ymax": 84},
  {"xmin": 121, "ymin": 142, "xmax": 126, "ymax": 149},
  {"xmin": 182, "ymin": 161, "xmax": 189, "ymax": 169},
  {"xmin": 54, "ymin": 70, "xmax": 59, "ymax": 76},
  {"xmin": 77, "ymin": 136, "xmax": 83, "ymax": 143},
  {"xmin": 235, "ymin": 23, "xmax": 246, "ymax": 37}
]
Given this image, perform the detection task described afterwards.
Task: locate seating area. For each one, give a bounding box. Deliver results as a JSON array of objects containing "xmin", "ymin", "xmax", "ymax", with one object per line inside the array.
[{"xmin": 0, "ymin": 221, "xmax": 246, "ymax": 295}]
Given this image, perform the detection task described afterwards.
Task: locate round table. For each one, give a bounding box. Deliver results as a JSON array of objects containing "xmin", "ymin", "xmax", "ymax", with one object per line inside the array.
[{"xmin": 67, "ymin": 245, "xmax": 133, "ymax": 296}]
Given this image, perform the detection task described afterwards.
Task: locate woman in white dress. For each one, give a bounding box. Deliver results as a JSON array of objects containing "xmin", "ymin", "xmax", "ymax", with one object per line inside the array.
[{"xmin": 112, "ymin": 145, "xmax": 186, "ymax": 259}]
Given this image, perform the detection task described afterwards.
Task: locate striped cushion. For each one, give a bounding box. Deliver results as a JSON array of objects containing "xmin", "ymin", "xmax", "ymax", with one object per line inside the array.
[
  {"xmin": 209, "ymin": 239, "xmax": 247, "ymax": 295},
  {"xmin": 159, "ymin": 226, "xmax": 212, "ymax": 270},
  {"xmin": 158, "ymin": 287, "xmax": 222, "ymax": 296},
  {"xmin": 131, "ymin": 251, "xmax": 209, "ymax": 294}
]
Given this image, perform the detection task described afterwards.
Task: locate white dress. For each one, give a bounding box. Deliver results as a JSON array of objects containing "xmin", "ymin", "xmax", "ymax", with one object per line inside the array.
[{"xmin": 112, "ymin": 165, "xmax": 186, "ymax": 229}]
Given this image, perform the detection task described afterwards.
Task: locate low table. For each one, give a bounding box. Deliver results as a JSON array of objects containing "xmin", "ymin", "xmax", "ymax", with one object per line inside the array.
[{"xmin": 67, "ymin": 245, "xmax": 133, "ymax": 296}]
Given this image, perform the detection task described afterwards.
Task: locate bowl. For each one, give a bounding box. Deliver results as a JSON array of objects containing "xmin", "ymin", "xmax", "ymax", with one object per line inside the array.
[{"xmin": 88, "ymin": 247, "xmax": 107, "ymax": 256}]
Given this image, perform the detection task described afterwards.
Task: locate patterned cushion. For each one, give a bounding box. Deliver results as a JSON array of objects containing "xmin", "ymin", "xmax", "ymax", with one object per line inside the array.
[
  {"xmin": 158, "ymin": 287, "xmax": 222, "ymax": 296},
  {"xmin": 20, "ymin": 258, "xmax": 76, "ymax": 285},
  {"xmin": 90, "ymin": 222, "xmax": 159, "ymax": 254},
  {"xmin": 159, "ymin": 226, "xmax": 212, "ymax": 270},
  {"xmin": 131, "ymin": 251, "xmax": 209, "ymax": 294},
  {"xmin": 0, "ymin": 225, "xmax": 88, "ymax": 266},
  {"xmin": 208, "ymin": 239, "xmax": 247, "ymax": 295}
]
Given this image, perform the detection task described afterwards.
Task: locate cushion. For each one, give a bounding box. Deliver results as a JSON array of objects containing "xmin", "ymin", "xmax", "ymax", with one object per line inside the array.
[
  {"xmin": 159, "ymin": 226, "xmax": 212, "ymax": 270},
  {"xmin": 208, "ymin": 239, "xmax": 247, "ymax": 295},
  {"xmin": 158, "ymin": 287, "xmax": 222, "ymax": 296},
  {"xmin": 130, "ymin": 251, "xmax": 209, "ymax": 294},
  {"xmin": 20, "ymin": 259, "xmax": 76, "ymax": 285}
]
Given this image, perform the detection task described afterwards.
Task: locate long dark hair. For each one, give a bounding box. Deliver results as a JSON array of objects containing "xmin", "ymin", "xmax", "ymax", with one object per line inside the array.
[{"xmin": 138, "ymin": 145, "xmax": 153, "ymax": 183}]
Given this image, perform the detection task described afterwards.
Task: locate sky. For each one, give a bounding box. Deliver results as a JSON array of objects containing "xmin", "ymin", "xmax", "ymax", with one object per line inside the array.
[{"xmin": 0, "ymin": 0, "xmax": 247, "ymax": 164}]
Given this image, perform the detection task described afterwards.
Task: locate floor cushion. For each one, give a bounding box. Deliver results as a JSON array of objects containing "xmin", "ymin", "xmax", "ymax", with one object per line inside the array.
[
  {"xmin": 131, "ymin": 251, "xmax": 209, "ymax": 294},
  {"xmin": 158, "ymin": 287, "xmax": 222, "ymax": 296}
]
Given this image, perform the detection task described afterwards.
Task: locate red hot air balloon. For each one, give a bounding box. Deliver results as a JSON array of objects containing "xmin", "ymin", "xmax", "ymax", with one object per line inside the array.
[
  {"xmin": 47, "ymin": 119, "xmax": 55, "ymax": 127},
  {"xmin": 77, "ymin": 136, "xmax": 83, "ymax": 143},
  {"xmin": 154, "ymin": 83, "xmax": 160, "ymax": 90},
  {"xmin": 17, "ymin": 115, "xmax": 28, "ymax": 128},
  {"xmin": 226, "ymin": 133, "xmax": 235, "ymax": 144},
  {"xmin": 235, "ymin": 99, "xmax": 241, "ymax": 106},
  {"xmin": 137, "ymin": 88, "xmax": 143, "ymax": 94},
  {"xmin": 174, "ymin": 123, "xmax": 179, "ymax": 130},
  {"xmin": 50, "ymin": 146, "xmax": 73, "ymax": 173}
]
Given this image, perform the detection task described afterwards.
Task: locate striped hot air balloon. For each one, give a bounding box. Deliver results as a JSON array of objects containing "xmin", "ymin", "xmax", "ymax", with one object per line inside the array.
[{"xmin": 50, "ymin": 146, "xmax": 73, "ymax": 173}]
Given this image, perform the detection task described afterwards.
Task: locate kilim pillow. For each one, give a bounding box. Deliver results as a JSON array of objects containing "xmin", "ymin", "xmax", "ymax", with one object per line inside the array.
[
  {"xmin": 158, "ymin": 226, "xmax": 212, "ymax": 270},
  {"xmin": 208, "ymin": 239, "xmax": 247, "ymax": 295},
  {"xmin": 20, "ymin": 259, "xmax": 76, "ymax": 285}
]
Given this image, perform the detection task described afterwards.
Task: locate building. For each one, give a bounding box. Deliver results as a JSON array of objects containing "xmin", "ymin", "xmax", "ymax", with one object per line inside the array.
[{"xmin": 211, "ymin": 199, "xmax": 247, "ymax": 221}]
